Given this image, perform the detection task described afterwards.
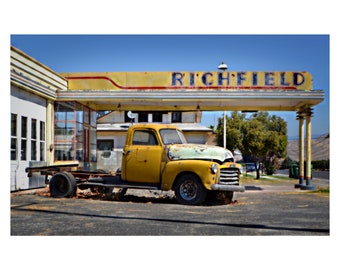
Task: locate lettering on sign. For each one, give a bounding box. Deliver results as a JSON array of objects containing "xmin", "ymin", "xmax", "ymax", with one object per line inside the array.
[{"xmin": 171, "ymin": 71, "xmax": 308, "ymax": 89}]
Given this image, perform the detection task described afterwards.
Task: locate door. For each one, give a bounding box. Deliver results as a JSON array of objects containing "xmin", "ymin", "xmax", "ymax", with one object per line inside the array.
[{"xmin": 123, "ymin": 129, "xmax": 163, "ymax": 184}]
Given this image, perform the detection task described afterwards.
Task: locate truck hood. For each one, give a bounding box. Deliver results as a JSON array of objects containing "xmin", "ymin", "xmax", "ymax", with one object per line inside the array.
[{"xmin": 168, "ymin": 144, "xmax": 234, "ymax": 163}]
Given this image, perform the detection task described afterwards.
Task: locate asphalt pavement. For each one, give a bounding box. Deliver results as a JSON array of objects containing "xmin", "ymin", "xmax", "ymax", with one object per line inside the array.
[{"xmin": 10, "ymin": 176, "xmax": 330, "ymax": 236}]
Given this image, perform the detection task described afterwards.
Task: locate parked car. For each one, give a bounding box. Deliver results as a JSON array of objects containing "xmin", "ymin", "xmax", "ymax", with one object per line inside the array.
[{"xmin": 245, "ymin": 163, "xmax": 256, "ymax": 172}]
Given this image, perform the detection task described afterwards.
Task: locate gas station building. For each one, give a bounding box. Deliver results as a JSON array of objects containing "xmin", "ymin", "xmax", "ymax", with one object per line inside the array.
[{"xmin": 10, "ymin": 45, "xmax": 324, "ymax": 191}]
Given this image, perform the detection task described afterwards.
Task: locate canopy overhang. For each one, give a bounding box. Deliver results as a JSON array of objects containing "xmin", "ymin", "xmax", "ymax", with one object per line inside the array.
[{"xmin": 56, "ymin": 89, "xmax": 324, "ymax": 111}]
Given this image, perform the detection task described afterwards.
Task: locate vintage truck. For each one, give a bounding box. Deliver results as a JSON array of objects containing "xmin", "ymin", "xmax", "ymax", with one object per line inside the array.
[{"xmin": 26, "ymin": 123, "xmax": 244, "ymax": 205}]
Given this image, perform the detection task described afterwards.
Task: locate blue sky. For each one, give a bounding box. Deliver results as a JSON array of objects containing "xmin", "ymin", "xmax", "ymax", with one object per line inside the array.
[{"xmin": 11, "ymin": 34, "xmax": 329, "ymax": 138}]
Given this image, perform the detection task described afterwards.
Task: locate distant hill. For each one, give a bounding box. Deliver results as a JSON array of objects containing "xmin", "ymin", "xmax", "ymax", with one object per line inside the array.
[{"xmin": 287, "ymin": 134, "xmax": 329, "ymax": 161}]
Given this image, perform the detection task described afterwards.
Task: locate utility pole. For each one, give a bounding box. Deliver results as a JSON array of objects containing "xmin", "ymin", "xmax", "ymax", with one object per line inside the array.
[{"xmin": 218, "ymin": 62, "xmax": 228, "ymax": 148}]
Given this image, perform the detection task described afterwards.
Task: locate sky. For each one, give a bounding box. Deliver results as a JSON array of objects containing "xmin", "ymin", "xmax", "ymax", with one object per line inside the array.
[{"xmin": 10, "ymin": 34, "xmax": 329, "ymax": 139}]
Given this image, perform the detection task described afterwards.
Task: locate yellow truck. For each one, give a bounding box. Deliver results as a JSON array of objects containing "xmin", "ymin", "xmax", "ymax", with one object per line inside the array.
[{"xmin": 26, "ymin": 123, "xmax": 244, "ymax": 205}]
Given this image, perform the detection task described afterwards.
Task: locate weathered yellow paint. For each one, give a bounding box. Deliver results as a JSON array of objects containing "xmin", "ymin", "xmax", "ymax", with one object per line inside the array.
[
  {"xmin": 223, "ymin": 162, "xmax": 243, "ymax": 170},
  {"xmin": 61, "ymin": 71, "xmax": 313, "ymax": 91},
  {"xmin": 160, "ymin": 159, "xmax": 218, "ymax": 191},
  {"xmin": 123, "ymin": 144, "xmax": 164, "ymax": 184}
]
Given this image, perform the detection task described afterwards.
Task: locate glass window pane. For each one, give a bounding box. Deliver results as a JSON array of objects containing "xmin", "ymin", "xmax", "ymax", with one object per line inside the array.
[
  {"xmin": 21, "ymin": 139, "xmax": 27, "ymax": 160},
  {"xmin": 138, "ymin": 112, "xmax": 148, "ymax": 122},
  {"xmin": 76, "ymin": 141, "xmax": 83, "ymax": 161},
  {"xmin": 11, "ymin": 138, "xmax": 17, "ymax": 160},
  {"xmin": 76, "ymin": 103, "xmax": 83, "ymax": 123},
  {"xmin": 76, "ymin": 123, "xmax": 83, "ymax": 143},
  {"xmin": 40, "ymin": 121, "xmax": 45, "ymax": 141},
  {"xmin": 31, "ymin": 140, "xmax": 37, "ymax": 160},
  {"xmin": 55, "ymin": 102, "xmax": 74, "ymax": 121},
  {"xmin": 84, "ymin": 107, "xmax": 89, "ymax": 124},
  {"xmin": 132, "ymin": 130, "xmax": 158, "ymax": 145},
  {"xmin": 90, "ymin": 144, "xmax": 97, "ymax": 162},
  {"xmin": 55, "ymin": 122, "xmax": 74, "ymax": 139},
  {"xmin": 90, "ymin": 128, "xmax": 96, "ymax": 145},
  {"xmin": 21, "ymin": 116, "xmax": 27, "ymax": 138},
  {"xmin": 40, "ymin": 141, "xmax": 45, "ymax": 161},
  {"xmin": 172, "ymin": 112, "xmax": 182, "ymax": 123},
  {"xmin": 55, "ymin": 141, "xmax": 74, "ymax": 160},
  {"xmin": 31, "ymin": 119, "xmax": 37, "ymax": 139},
  {"xmin": 160, "ymin": 128, "xmax": 186, "ymax": 144},
  {"xmin": 91, "ymin": 111, "xmax": 97, "ymax": 126},
  {"xmin": 98, "ymin": 140, "xmax": 113, "ymax": 151},
  {"xmin": 11, "ymin": 114, "xmax": 17, "ymax": 137}
]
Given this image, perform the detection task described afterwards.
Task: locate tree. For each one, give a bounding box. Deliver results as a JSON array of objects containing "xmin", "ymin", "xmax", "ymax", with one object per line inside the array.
[
  {"xmin": 215, "ymin": 112, "xmax": 288, "ymax": 179},
  {"xmin": 215, "ymin": 111, "xmax": 245, "ymax": 152}
]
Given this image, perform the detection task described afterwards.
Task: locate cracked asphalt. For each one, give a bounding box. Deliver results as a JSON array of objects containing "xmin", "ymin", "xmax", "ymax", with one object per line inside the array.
[{"xmin": 10, "ymin": 177, "xmax": 329, "ymax": 236}]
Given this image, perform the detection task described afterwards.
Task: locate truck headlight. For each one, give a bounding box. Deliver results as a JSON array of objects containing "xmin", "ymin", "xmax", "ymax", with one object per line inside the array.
[{"xmin": 211, "ymin": 163, "xmax": 218, "ymax": 174}]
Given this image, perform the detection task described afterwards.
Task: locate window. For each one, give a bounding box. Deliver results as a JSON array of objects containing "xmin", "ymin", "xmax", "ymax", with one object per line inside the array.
[
  {"xmin": 160, "ymin": 128, "xmax": 187, "ymax": 145},
  {"xmin": 21, "ymin": 116, "xmax": 27, "ymax": 160},
  {"xmin": 40, "ymin": 121, "xmax": 45, "ymax": 161},
  {"xmin": 11, "ymin": 114, "xmax": 17, "ymax": 160},
  {"xmin": 152, "ymin": 112, "xmax": 163, "ymax": 122},
  {"xmin": 132, "ymin": 130, "xmax": 158, "ymax": 145},
  {"xmin": 172, "ymin": 112, "xmax": 182, "ymax": 123},
  {"xmin": 137, "ymin": 112, "xmax": 148, "ymax": 122},
  {"xmin": 54, "ymin": 102, "xmax": 97, "ymax": 163},
  {"xmin": 31, "ymin": 119, "xmax": 37, "ymax": 160},
  {"xmin": 55, "ymin": 102, "xmax": 74, "ymax": 121},
  {"xmin": 98, "ymin": 140, "xmax": 114, "ymax": 151},
  {"xmin": 54, "ymin": 102, "xmax": 76, "ymax": 161},
  {"xmin": 84, "ymin": 107, "xmax": 90, "ymax": 124}
]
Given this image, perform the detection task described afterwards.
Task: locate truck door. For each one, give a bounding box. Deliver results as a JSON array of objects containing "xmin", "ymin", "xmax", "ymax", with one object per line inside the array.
[{"xmin": 122, "ymin": 129, "xmax": 163, "ymax": 184}]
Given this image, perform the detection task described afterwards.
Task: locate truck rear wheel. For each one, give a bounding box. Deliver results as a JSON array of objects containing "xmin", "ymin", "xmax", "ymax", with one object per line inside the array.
[
  {"xmin": 174, "ymin": 174, "xmax": 207, "ymax": 205},
  {"xmin": 50, "ymin": 172, "xmax": 77, "ymax": 198}
]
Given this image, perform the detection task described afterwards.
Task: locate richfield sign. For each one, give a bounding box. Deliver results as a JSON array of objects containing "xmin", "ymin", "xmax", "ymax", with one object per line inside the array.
[{"xmin": 63, "ymin": 71, "xmax": 312, "ymax": 91}]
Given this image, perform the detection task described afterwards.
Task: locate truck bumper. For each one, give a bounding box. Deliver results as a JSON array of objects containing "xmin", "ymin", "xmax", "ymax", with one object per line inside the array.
[{"xmin": 211, "ymin": 184, "xmax": 245, "ymax": 192}]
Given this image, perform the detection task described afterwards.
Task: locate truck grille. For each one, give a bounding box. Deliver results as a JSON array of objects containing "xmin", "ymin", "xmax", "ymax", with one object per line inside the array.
[{"xmin": 219, "ymin": 168, "xmax": 239, "ymax": 185}]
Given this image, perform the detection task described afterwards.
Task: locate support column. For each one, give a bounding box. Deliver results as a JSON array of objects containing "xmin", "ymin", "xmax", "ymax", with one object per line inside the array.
[
  {"xmin": 223, "ymin": 111, "xmax": 226, "ymax": 149},
  {"xmin": 46, "ymin": 100, "xmax": 54, "ymax": 165},
  {"xmin": 295, "ymin": 115, "xmax": 305, "ymax": 188},
  {"xmin": 301, "ymin": 109, "xmax": 316, "ymax": 190}
]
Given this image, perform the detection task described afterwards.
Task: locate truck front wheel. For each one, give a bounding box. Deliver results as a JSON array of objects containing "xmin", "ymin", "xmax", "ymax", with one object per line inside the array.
[
  {"xmin": 174, "ymin": 174, "xmax": 207, "ymax": 205},
  {"xmin": 50, "ymin": 172, "xmax": 77, "ymax": 198}
]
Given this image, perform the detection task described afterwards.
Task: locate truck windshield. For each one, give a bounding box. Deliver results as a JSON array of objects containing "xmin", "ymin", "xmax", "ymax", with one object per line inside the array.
[{"xmin": 159, "ymin": 129, "xmax": 187, "ymax": 145}]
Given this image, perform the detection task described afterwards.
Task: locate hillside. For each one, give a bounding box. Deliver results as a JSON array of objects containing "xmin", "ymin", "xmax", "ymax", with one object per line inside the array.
[{"xmin": 287, "ymin": 134, "xmax": 329, "ymax": 161}]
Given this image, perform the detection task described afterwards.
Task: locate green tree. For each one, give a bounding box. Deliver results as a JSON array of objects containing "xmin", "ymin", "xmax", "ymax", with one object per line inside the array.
[
  {"xmin": 216, "ymin": 112, "xmax": 288, "ymax": 179},
  {"xmin": 215, "ymin": 111, "xmax": 245, "ymax": 151}
]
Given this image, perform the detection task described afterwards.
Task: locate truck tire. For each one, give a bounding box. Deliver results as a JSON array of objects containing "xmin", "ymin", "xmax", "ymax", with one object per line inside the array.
[
  {"xmin": 50, "ymin": 172, "xmax": 77, "ymax": 198},
  {"xmin": 174, "ymin": 174, "xmax": 207, "ymax": 205}
]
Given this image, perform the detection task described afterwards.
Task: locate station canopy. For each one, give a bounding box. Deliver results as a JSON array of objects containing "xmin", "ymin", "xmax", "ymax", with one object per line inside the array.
[{"xmin": 58, "ymin": 71, "xmax": 324, "ymax": 111}]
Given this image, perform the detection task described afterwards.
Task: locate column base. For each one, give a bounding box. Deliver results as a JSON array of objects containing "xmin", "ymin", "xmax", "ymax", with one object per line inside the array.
[
  {"xmin": 295, "ymin": 177, "xmax": 305, "ymax": 189},
  {"xmin": 300, "ymin": 185, "xmax": 316, "ymax": 191}
]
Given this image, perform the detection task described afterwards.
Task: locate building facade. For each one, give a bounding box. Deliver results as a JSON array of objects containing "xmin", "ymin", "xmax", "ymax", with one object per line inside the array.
[{"xmin": 10, "ymin": 46, "xmax": 67, "ymax": 190}]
